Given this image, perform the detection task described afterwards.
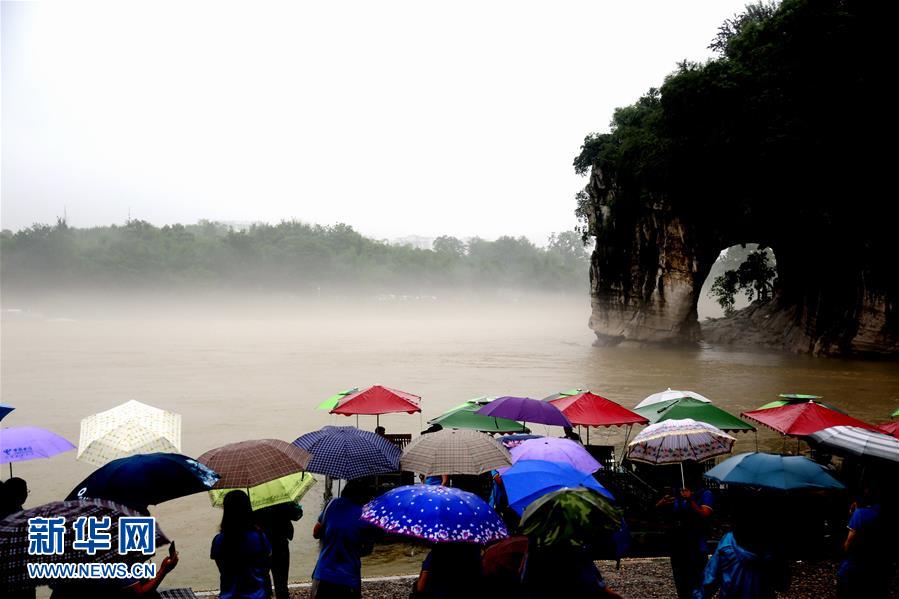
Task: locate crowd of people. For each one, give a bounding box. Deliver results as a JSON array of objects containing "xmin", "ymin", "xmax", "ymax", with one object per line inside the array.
[{"xmin": 1, "ymin": 437, "xmax": 895, "ymax": 599}]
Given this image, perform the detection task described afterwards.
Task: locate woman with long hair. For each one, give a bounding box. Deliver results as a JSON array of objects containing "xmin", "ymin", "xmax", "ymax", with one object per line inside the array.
[{"xmin": 211, "ymin": 490, "xmax": 273, "ymax": 599}]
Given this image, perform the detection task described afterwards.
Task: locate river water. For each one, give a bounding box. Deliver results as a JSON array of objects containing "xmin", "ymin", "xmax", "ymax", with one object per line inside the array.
[{"xmin": 2, "ymin": 293, "xmax": 897, "ymax": 591}]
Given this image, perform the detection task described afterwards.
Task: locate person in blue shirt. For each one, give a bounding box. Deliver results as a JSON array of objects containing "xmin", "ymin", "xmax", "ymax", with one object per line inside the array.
[
  {"xmin": 311, "ymin": 481, "xmax": 374, "ymax": 599},
  {"xmin": 210, "ymin": 490, "xmax": 272, "ymax": 599},
  {"xmin": 414, "ymin": 542, "xmax": 485, "ymax": 599},
  {"xmin": 656, "ymin": 476, "xmax": 714, "ymax": 599},
  {"xmin": 838, "ymin": 488, "xmax": 889, "ymax": 599}
]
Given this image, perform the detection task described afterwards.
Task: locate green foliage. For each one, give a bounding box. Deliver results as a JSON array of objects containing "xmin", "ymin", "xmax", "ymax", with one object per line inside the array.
[
  {"xmin": 0, "ymin": 220, "xmax": 589, "ymax": 293},
  {"xmin": 710, "ymin": 250, "xmax": 777, "ymax": 315}
]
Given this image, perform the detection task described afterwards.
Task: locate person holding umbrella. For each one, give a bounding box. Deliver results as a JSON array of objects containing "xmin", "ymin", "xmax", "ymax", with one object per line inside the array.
[
  {"xmin": 0, "ymin": 477, "xmax": 28, "ymax": 520},
  {"xmin": 254, "ymin": 501, "xmax": 303, "ymax": 599},
  {"xmin": 838, "ymin": 486, "xmax": 890, "ymax": 599},
  {"xmin": 211, "ymin": 490, "xmax": 273, "ymax": 599}
]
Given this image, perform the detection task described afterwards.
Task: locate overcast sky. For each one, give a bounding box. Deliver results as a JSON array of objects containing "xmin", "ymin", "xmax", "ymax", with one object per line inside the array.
[{"xmin": 2, "ymin": 1, "xmax": 749, "ymax": 243}]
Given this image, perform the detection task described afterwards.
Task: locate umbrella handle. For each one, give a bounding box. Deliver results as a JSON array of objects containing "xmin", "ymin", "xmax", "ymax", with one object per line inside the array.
[{"xmin": 680, "ymin": 462, "xmax": 685, "ymax": 488}]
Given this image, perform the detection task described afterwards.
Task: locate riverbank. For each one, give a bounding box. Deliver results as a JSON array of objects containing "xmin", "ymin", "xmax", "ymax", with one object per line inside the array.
[{"xmin": 195, "ymin": 557, "xmax": 898, "ymax": 598}]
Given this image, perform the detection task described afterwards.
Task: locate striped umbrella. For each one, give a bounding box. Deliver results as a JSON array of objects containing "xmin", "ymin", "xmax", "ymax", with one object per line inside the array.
[
  {"xmin": 0, "ymin": 499, "xmax": 169, "ymax": 591},
  {"xmin": 807, "ymin": 426, "xmax": 899, "ymax": 463},
  {"xmin": 78, "ymin": 400, "xmax": 181, "ymax": 466},
  {"xmin": 627, "ymin": 419, "xmax": 735, "ymax": 486},
  {"xmin": 198, "ymin": 439, "xmax": 314, "ymax": 510},
  {"xmin": 293, "ymin": 426, "xmax": 401, "ymax": 479},
  {"xmin": 401, "ymin": 429, "xmax": 511, "ymax": 476}
]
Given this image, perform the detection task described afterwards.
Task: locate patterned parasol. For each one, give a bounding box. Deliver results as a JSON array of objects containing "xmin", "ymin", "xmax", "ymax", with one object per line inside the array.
[
  {"xmin": 293, "ymin": 426, "xmax": 401, "ymax": 479},
  {"xmin": 78, "ymin": 400, "xmax": 182, "ymax": 467},
  {"xmin": 400, "ymin": 429, "xmax": 511, "ymax": 476}
]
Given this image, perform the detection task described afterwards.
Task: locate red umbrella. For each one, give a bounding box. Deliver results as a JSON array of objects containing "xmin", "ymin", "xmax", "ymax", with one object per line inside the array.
[
  {"xmin": 742, "ymin": 401, "xmax": 878, "ymax": 437},
  {"xmin": 330, "ymin": 385, "xmax": 421, "ymax": 427},
  {"xmin": 876, "ymin": 421, "xmax": 899, "ymax": 438},
  {"xmin": 548, "ymin": 392, "xmax": 648, "ymax": 427}
]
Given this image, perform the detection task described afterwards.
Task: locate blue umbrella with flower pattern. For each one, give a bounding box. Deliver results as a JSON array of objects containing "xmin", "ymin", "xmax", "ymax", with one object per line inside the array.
[{"xmin": 361, "ymin": 484, "xmax": 508, "ymax": 544}]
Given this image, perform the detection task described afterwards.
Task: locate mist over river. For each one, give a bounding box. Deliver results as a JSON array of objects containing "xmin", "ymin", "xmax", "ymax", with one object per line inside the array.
[{"xmin": 2, "ymin": 292, "xmax": 897, "ymax": 592}]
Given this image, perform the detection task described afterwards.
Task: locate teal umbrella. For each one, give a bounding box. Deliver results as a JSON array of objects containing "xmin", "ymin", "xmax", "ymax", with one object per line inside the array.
[
  {"xmin": 704, "ymin": 452, "xmax": 844, "ymax": 490},
  {"xmin": 429, "ymin": 398, "xmax": 527, "ymax": 433},
  {"xmin": 316, "ymin": 388, "xmax": 359, "ymax": 411},
  {"xmin": 634, "ymin": 397, "xmax": 755, "ymax": 432}
]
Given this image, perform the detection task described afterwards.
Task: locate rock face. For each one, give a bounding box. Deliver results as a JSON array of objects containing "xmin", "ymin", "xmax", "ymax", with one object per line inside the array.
[{"xmin": 583, "ymin": 167, "xmax": 899, "ymax": 358}]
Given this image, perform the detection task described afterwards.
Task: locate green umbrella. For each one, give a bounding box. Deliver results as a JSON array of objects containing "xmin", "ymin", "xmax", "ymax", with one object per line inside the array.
[
  {"xmin": 209, "ymin": 471, "xmax": 316, "ymax": 511},
  {"xmin": 755, "ymin": 394, "xmax": 846, "ymax": 414},
  {"xmin": 428, "ymin": 399, "xmax": 528, "ymax": 433},
  {"xmin": 541, "ymin": 389, "xmax": 586, "ymax": 402},
  {"xmin": 891, "ymin": 407, "xmax": 899, "ymax": 419},
  {"xmin": 520, "ymin": 487, "xmax": 622, "ymax": 549},
  {"xmin": 634, "ymin": 397, "xmax": 755, "ymax": 432},
  {"xmin": 316, "ymin": 388, "xmax": 360, "ymax": 411}
]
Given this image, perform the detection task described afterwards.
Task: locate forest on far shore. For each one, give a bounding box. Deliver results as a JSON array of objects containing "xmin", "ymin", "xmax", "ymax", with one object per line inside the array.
[{"xmin": 1, "ymin": 219, "xmax": 589, "ymax": 294}]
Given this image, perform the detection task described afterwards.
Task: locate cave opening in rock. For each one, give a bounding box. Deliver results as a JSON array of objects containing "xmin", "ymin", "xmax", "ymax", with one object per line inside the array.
[{"xmin": 698, "ymin": 244, "xmax": 778, "ymax": 322}]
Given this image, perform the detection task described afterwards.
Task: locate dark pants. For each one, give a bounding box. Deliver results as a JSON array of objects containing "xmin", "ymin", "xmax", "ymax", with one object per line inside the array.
[
  {"xmin": 271, "ymin": 540, "xmax": 290, "ymax": 599},
  {"xmin": 310, "ymin": 578, "xmax": 361, "ymax": 599},
  {"xmin": 670, "ymin": 550, "xmax": 707, "ymax": 599}
]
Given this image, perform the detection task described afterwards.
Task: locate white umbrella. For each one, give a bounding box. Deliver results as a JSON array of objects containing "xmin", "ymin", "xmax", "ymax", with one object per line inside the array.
[
  {"xmin": 808, "ymin": 426, "xmax": 899, "ymax": 463},
  {"xmin": 627, "ymin": 418, "xmax": 735, "ymax": 486},
  {"xmin": 635, "ymin": 388, "xmax": 712, "ymax": 409},
  {"xmin": 78, "ymin": 400, "xmax": 181, "ymax": 466}
]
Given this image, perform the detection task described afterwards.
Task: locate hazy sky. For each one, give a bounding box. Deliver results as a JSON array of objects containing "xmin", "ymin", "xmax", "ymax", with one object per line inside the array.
[{"xmin": 2, "ymin": 1, "xmax": 749, "ymax": 242}]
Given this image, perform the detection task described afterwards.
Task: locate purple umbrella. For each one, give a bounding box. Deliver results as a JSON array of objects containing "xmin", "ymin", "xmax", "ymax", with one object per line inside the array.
[
  {"xmin": 1, "ymin": 426, "xmax": 76, "ymax": 476},
  {"xmin": 476, "ymin": 396, "xmax": 572, "ymax": 428},
  {"xmin": 509, "ymin": 437, "xmax": 602, "ymax": 474}
]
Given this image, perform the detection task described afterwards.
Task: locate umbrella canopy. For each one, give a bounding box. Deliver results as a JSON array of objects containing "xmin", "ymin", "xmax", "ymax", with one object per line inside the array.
[
  {"xmin": 0, "ymin": 426, "xmax": 75, "ymax": 464},
  {"xmin": 635, "ymin": 388, "xmax": 711, "ymax": 410},
  {"xmin": 78, "ymin": 400, "xmax": 181, "ymax": 466},
  {"xmin": 330, "ymin": 385, "xmax": 421, "ymax": 416},
  {"xmin": 509, "ymin": 438, "xmax": 601, "ymax": 474},
  {"xmin": 293, "ymin": 426, "xmax": 401, "ymax": 479},
  {"xmin": 198, "ymin": 439, "xmax": 311, "ymax": 488},
  {"xmin": 316, "ymin": 388, "xmax": 360, "ymax": 411},
  {"xmin": 892, "ymin": 407, "xmax": 899, "ymax": 418},
  {"xmin": 704, "ymin": 452, "xmax": 845, "ymax": 490},
  {"xmin": 209, "ymin": 471, "xmax": 317, "ymax": 510},
  {"xmin": 500, "ymin": 459, "xmax": 613, "ymax": 514},
  {"xmin": 741, "ymin": 402, "xmax": 878, "ymax": 437},
  {"xmin": 807, "ymin": 426, "xmax": 899, "ymax": 463},
  {"xmin": 65, "ymin": 452, "xmax": 219, "ymax": 509},
  {"xmin": 361, "ymin": 484, "xmax": 507, "ymax": 544},
  {"xmin": 0, "ymin": 404, "xmax": 14, "ymax": 422},
  {"xmin": 401, "ymin": 429, "xmax": 511, "ymax": 475},
  {"xmin": 627, "ymin": 419, "xmax": 736, "ymax": 465},
  {"xmin": 498, "ymin": 434, "xmax": 542, "ymax": 449},
  {"xmin": 547, "ymin": 392, "xmax": 648, "ymax": 428},
  {"xmin": 519, "ymin": 487, "xmax": 622, "ymax": 549},
  {"xmin": 541, "ymin": 389, "xmax": 586, "ymax": 402},
  {"xmin": 0, "ymin": 499, "xmax": 169, "ymax": 591},
  {"xmin": 428, "ymin": 400, "xmax": 528, "ymax": 433},
  {"xmin": 635, "ymin": 397, "xmax": 755, "ymax": 432},
  {"xmin": 755, "ymin": 394, "xmax": 847, "ymax": 414},
  {"xmin": 876, "ymin": 421, "xmax": 899, "ymax": 438},
  {"xmin": 476, "ymin": 396, "xmax": 571, "ymax": 427}
]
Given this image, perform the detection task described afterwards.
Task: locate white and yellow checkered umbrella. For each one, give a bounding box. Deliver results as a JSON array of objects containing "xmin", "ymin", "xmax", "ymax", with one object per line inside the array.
[{"xmin": 78, "ymin": 400, "xmax": 182, "ymax": 466}]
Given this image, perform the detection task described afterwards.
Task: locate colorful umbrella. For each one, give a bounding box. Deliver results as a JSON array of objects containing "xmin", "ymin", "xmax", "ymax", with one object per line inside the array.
[
  {"xmin": 541, "ymin": 389, "xmax": 586, "ymax": 402},
  {"xmin": 316, "ymin": 388, "xmax": 360, "ymax": 411},
  {"xmin": 807, "ymin": 426, "xmax": 899, "ymax": 463},
  {"xmin": 741, "ymin": 402, "xmax": 878, "ymax": 437},
  {"xmin": 755, "ymin": 394, "xmax": 847, "ymax": 414},
  {"xmin": 0, "ymin": 404, "xmax": 14, "ymax": 422},
  {"xmin": 361, "ymin": 484, "xmax": 507, "ymax": 544},
  {"xmin": 500, "ymin": 459, "xmax": 613, "ymax": 514},
  {"xmin": 627, "ymin": 419, "xmax": 735, "ymax": 486},
  {"xmin": 0, "ymin": 499, "xmax": 169, "ymax": 591},
  {"xmin": 475, "ymin": 396, "xmax": 571, "ymax": 428},
  {"xmin": 77, "ymin": 400, "xmax": 181, "ymax": 466},
  {"xmin": 0, "ymin": 426, "xmax": 75, "ymax": 476},
  {"xmin": 428, "ymin": 399, "xmax": 528, "ymax": 433},
  {"xmin": 401, "ymin": 429, "xmax": 511, "ymax": 475},
  {"xmin": 876, "ymin": 421, "xmax": 899, "ymax": 438},
  {"xmin": 293, "ymin": 426, "xmax": 401, "ymax": 479},
  {"xmin": 65, "ymin": 452, "xmax": 219, "ymax": 509},
  {"xmin": 509, "ymin": 438, "xmax": 601, "ymax": 474},
  {"xmin": 634, "ymin": 388, "xmax": 711, "ymax": 409},
  {"xmin": 635, "ymin": 397, "xmax": 755, "ymax": 432},
  {"xmin": 498, "ymin": 434, "xmax": 542, "ymax": 449},
  {"xmin": 198, "ymin": 439, "xmax": 313, "ymax": 509},
  {"xmin": 546, "ymin": 392, "xmax": 648, "ymax": 428},
  {"xmin": 330, "ymin": 385, "xmax": 422, "ymax": 427},
  {"xmin": 703, "ymin": 452, "xmax": 845, "ymax": 490},
  {"xmin": 209, "ymin": 471, "xmax": 316, "ymax": 510},
  {"xmin": 519, "ymin": 487, "xmax": 622, "ymax": 549}
]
